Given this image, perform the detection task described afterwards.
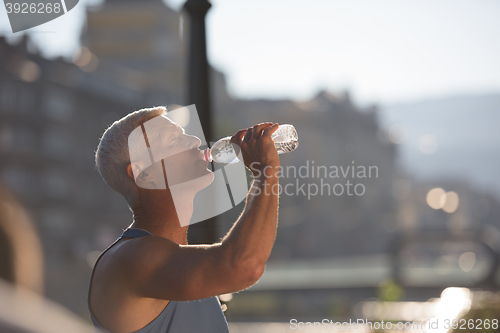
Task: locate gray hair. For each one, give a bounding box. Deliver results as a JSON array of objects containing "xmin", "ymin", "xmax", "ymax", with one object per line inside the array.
[{"xmin": 95, "ymin": 106, "xmax": 167, "ymax": 206}]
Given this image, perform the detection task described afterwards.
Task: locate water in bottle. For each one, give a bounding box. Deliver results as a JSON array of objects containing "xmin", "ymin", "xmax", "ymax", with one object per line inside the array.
[{"xmin": 203, "ymin": 124, "xmax": 298, "ymax": 165}]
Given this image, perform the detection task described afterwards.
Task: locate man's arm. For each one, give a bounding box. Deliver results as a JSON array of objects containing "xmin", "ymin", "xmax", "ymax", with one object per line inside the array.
[
  {"xmin": 219, "ymin": 168, "xmax": 279, "ymax": 279},
  {"xmin": 123, "ymin": 123, "xmax": 281, "ymax": 301}
]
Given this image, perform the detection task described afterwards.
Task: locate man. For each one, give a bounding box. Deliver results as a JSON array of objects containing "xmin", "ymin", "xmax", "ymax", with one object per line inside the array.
[{"xmin": 89, "ymin": 106, "xmax": 280, "ymax": 333}]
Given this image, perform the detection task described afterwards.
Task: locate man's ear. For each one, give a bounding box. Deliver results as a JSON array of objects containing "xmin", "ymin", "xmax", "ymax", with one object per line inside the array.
[{"xmin": 126, "ymin": 163, "xmax": 135, "ymax": 181}]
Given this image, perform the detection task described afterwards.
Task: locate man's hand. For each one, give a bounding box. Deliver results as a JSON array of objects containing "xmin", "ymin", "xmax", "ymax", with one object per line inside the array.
[{"xmin": 230, "ymin": 123, "xmax": 280, "ymax": 177}]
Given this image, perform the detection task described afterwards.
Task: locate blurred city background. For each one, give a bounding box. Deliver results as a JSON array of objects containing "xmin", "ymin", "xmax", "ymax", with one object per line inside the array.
[{"xmin": 1, "ymin": 0, "xmax": 499, "ymax": 332}]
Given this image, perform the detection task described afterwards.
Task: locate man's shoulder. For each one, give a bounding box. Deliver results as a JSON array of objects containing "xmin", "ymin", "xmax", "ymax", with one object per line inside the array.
[{"xmin": 100, "ymin": 236, "xmax": 179, "ymax": 279}]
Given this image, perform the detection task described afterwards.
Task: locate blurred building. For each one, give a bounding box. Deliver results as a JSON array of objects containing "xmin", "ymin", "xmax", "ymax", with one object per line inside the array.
[
  {"xmin": 82, "ymin": 0, "xmax": 185, "ymax": 105},
  {"xmin": 0, "ymin": 35, "xmax": 148, "ymax": 317}
]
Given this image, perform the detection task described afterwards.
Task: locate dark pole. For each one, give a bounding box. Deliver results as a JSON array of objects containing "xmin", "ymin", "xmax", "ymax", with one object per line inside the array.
[{"xmin": 183, "ymin": 0, "xmax": 217, "ymax": 244}]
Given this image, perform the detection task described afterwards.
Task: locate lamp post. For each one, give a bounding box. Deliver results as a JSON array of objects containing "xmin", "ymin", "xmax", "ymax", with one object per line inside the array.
[{"xmin": 183, "ymin": 0, "xmax": 217, "ymax": 244}]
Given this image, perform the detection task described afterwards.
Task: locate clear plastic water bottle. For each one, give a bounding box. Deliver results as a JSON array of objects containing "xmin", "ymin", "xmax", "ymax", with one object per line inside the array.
[{"xmin": 203, "ymin": 124, "xmax": 298, "ymax": 165}]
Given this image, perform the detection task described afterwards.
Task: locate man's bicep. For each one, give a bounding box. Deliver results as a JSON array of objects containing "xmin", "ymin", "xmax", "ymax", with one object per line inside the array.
[{"xmin": 126, "ymin": 238, "xmax": 254, "ymax": 301}]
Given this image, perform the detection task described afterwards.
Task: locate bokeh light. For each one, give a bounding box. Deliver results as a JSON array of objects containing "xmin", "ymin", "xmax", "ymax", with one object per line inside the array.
[
  {"xmin": 219, "ymin": 293, "xmax": 233, "ymax": 302},
  {"xmin": 443, "ymin": 191, "xmax": 460, "ymax": 213},
  {"xmin": 72, "ymin": 46, "xmax": 99, "ymax": 72},
  {"xmin": 419, "ymin": 133, "xmax": 438, "ymax": 154},
  {"xmin": 426, "ymin": 187, "xmax": 446, "ymax": 209},
  {"xmin": 72, "ymin": 46, "xmax": 92, "ymax": 67},
  {"xmin": 18, "ymin": 60, "xmax": 40, "ymax": 83},
  {"xmin": 388, "ymin": 124, "xmax": 407, "ymax": 144},
  {"xmin": 458, "ymin": 252, "xmax": 476, "ymax": 272}
]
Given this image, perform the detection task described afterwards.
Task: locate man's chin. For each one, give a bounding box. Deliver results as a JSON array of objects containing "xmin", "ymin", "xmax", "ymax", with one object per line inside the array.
[
  {"xmin": 189, "ymin": 171, "xmax": 215, "ymax": 193},
  {"xmin": 199, "ymin": 170, "xmax": 215, "ymax": 189},
  {"xmin": 169, "ymin": 171, "xmax": 214, "ymax": 192}
]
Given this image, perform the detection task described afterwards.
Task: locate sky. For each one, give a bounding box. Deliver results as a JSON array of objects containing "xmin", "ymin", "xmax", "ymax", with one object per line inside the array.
[{"xmin": 1, "ymin": 0, "xmax": 500, "ymax": 106}]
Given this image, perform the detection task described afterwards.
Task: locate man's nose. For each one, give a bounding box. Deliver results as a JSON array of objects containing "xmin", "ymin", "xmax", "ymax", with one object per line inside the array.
[{"xmin": 187, "ymin": 135, "xmax": 201, "ymax": 149}]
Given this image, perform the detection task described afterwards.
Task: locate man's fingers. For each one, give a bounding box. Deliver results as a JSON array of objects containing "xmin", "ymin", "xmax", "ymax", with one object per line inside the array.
[
  {"xmin": 231, "ymin": 129, "xmax": 247, "ymax": 145},
  {"xmin": 251, "ymin": 122, "xmax": 274, "ymax": 140},
  {"xmin": 243, "ymin": 125, "xmax": 254, "ymax": 143},
  {"xmin": 262, "ymin": 123, "xmax": 279, "ymax": 137},
  {"xmin": 232, "ymin": 122, "xmax": 277, "ymax": 147}
]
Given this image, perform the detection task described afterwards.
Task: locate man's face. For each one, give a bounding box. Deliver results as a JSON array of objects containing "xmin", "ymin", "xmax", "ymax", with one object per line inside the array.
[{"xmin": 131, "ymin": 115, "xmax": 213, "ymax": 190}]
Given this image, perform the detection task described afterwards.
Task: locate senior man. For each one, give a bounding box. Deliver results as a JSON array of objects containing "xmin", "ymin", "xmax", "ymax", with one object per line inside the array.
[{"xmin": 88, "ymin": 106, "xmax": 280, "ymax": 333}]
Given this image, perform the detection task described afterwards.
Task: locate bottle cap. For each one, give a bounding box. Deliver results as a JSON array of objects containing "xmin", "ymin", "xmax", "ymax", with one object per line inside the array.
[{"xmin": 203, "ymin": 148, "xmax": 212, "ymax": 162}]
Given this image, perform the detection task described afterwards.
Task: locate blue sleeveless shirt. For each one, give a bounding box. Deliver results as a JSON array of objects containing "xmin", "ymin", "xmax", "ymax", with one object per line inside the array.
[{"xmin": 88, "ymin": 228, "xmax": 230, "ymax": 333}]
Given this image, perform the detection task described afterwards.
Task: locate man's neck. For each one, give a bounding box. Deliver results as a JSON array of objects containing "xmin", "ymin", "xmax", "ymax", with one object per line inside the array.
[{"xmin": 129, "ymin": 189, "xmax": 196, "ymax": 245}]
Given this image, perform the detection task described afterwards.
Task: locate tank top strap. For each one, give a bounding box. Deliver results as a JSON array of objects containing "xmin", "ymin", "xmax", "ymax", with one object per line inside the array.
[{"xmin": 119, "ymin": 227, "xmax": 154, "ymax": 239}]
